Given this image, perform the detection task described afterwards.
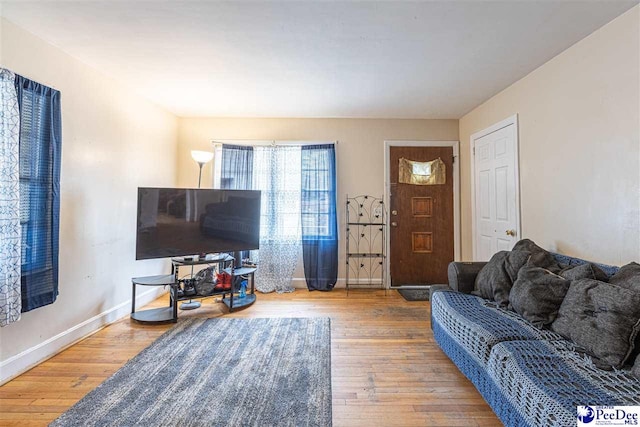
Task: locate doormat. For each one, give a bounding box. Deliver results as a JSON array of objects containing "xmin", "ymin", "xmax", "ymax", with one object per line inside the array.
[
  {"xmin": 50, "ymin": 317, "xmax": 332, "ymax": 427},
  {"xmin": 397, "ymin": 289, "xmax": 430, "ymax": 301}
]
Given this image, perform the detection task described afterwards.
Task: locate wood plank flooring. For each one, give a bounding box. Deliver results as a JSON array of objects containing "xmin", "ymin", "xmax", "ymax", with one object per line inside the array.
[{"xmin": 0, "ymin": 289, "xmax": 501, "ymax": 426}]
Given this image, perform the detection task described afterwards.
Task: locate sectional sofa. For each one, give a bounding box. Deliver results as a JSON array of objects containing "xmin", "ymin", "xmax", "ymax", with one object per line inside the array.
[{"xmin": 430, "ymin": 243, "xmax": 640, "ymax": 427}]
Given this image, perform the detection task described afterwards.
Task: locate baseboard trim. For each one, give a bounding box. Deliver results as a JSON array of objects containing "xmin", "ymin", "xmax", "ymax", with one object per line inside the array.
[
  {"xmin": 290, "ymin": 277, "xmax": 384, "ymax": 289},
  {"xmin": 0, "ymin": 287, "xmax": 167, "ymax": 385}
]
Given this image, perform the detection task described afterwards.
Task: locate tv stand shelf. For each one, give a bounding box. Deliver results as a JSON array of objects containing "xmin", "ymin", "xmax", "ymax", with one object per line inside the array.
[
  {"xmin": 222, "ymin": 293, "xmax": 256, "ymax": 310},
  {"xmin": 130, "ymin": 256, "xmax": 257, "ymax": 324},
  {"xmin": 170, "ymin": 253, "xmax": 234, "ymax": 267},
  {"xmin": 130, "ymin": 274, "xmax": 179, "ymax": 324},
  {"xmin": 222, "ymin": 266, "xmax": 257, "ymax": 311}
]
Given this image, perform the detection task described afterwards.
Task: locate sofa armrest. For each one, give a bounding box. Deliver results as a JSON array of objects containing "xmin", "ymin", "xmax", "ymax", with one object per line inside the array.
[
  {"xmin": 428, "ymin": 284, "xmax": 451, "ymax": 330},
  {"xmin": 447, "ymin": 262, "xmax": 487, "ymax": 294}
]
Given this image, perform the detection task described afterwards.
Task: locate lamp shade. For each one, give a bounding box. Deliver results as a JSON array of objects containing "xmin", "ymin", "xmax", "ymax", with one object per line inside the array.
[{"xmin": 191, "ymin": 150, "xmax": 214, "ymax": 164}]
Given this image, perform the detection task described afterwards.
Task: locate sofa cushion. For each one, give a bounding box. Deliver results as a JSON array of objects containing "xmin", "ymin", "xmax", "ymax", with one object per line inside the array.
[
  {"xmin": 609, "ymin": 262, "xmax": 640, "ymax": 291},
  {"xmin": 473, "ymin": 250, "xmax": 531, "ymax": 307},
  {"xmin": 487, "ymin": 339, "xmax": 640, "ymax": 427},
  {"xmin": 552, "ymin": 278, "xmax": 640, "ymax": 368},
  {"xmin": 553, "ymin": 253, "xmax": 620, "ymax": 278},
  {"xmin": 509, "ymin": 266, "xmax": 570, "ymax": 328},
  {"xmin": 560, "ymin": 262, "xmax": 609, "ymax": 282},
  {"xmin": 431, "ymin": 290, "xmax": 562, "ymax": 365}
]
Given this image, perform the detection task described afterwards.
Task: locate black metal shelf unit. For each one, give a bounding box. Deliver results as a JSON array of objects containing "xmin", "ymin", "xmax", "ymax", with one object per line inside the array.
[
  {"xmin": 171, "ymin": 257, "xmax": 257, "ymax": 313},
  {"xmin": 130, "ymin": 255, "xmax": 257, "ymax": 324},
  {"xmin": 345, "ymin": 195, "xmax": 386, "ymax": 294}
]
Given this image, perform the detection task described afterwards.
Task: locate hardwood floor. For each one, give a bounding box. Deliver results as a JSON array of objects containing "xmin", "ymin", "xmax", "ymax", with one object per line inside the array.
[{"xmin": 0, "ymin": 289, "xmax": 500, "ymax": 426}]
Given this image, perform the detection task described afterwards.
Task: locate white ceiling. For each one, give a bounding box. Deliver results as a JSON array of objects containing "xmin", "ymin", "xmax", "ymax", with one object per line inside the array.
[{"xmin": 1, "ymin": 1, "xmax": 637, "ymax": 118}]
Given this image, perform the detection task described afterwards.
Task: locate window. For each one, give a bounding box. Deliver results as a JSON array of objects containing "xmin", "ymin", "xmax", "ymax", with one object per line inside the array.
[
  {"xmin": 301, "ymin": 146, "xmax": 336, "ymax": 239},
  {"xmin": 253, "ymin": 146, "xmax": 301, "ymax": 241},
  {"xmin": 217, "ymin": 142, "xmax": 338, "ymax": 291}
]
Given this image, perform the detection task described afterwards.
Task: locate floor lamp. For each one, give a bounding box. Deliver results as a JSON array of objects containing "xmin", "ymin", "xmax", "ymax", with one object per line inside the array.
[{"xmin": 180, "ymin": 150, "xmax": 214, "ymax": 310}]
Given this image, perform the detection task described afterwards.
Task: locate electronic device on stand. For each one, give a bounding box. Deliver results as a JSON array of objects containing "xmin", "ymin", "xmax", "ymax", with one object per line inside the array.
[{"xmin": 131, "ymin": 187, "xmax": 261, "ymax": 322}]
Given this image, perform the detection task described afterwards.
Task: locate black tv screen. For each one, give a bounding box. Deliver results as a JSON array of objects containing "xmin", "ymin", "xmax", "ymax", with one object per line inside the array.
[{"xmin": 136, "ymin": 187, "xmax": 261, "ymax": 260}]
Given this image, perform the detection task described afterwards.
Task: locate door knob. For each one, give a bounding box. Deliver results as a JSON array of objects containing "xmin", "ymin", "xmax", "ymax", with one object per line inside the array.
[
  {"xmin": 391, "ymin": 210, "xmax": 398, "ymax": 216},
  {"xmin": 391, "ymin": 222, "xmax": 398, "ymax": 227},
  {"xmin": 506, "ymin": 229, "xmax": 516, "ymax": 237}
]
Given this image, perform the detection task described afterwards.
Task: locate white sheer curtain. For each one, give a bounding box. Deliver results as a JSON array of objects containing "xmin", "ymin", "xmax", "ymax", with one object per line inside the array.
[
  {"xmin": 0, "ymin": 68, "xmax": 22, "ymax": 326},
  {"xmin": 252, "ymin": 146, "xmax": 301, "ymax": 293}
]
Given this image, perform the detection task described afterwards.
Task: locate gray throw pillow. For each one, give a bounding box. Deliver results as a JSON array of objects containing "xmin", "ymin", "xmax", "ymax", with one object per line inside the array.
[
  {"xmin": 513, "ymin": 239, "xmax": 559, "ymax": 270},
  {"xmin": 559, "ymin": 263, "xmax": 609, "ymax": 282},
  {"xmin": 509, "ymin": 266, "xmax": 570, "ymax": 328},
  {"xmin": 609, "ymin": 262, "xmax": 640, "ymax": 366},
  {"xmin": 551, "ymin": 278, "xmax": 640, "ymax": 369},
  {"xmin": 473, "ymin": 250, "xmax": 531, "ymax": 307},
  {"xmin": 609, "ymin": 262, "xmax": 640, "ymax": 291}
]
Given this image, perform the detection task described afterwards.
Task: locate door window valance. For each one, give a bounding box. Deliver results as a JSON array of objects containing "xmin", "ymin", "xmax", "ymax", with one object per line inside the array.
[{"xmin": 398, "ymin": 157, "xmax": 446, "ymax": 185}]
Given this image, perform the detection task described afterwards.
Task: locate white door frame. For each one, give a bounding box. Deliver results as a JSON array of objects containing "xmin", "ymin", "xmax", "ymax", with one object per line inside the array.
[
  {"xmin": 383, "ymin": 140, "xmax": 461, "ymax": 289},
  {"xmin": 470, "ymin": 114, "xmax": 521, "ymax": 261}
]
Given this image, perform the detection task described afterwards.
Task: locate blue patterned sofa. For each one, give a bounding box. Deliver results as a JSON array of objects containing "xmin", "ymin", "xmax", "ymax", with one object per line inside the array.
[{"xmin": 430, "ymin": 254, "xmax": 640, "ymax": 427}]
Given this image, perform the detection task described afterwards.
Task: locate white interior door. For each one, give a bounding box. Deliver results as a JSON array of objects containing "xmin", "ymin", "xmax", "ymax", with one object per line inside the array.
[{"xmin": 473, "ymin": 120, "xmax": 520, "ymax": 261}]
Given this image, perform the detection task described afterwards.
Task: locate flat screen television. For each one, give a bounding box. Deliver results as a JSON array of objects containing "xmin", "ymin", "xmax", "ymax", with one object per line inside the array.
[{"xmin": 136, "ymin": 187, "xmax": 261, "ymax": 260}]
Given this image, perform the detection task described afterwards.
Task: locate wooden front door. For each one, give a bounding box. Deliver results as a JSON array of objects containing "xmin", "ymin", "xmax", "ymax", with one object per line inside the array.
[{"xmin": 389, "ymin": 146, "xmax": 454, "ymax": 286}]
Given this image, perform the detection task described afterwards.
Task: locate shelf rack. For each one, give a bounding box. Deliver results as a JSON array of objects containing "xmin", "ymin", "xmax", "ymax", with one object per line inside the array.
[
  {"xmin": 130, "ymin": 254, "xmax": 257, "ymax": 324},
  {"xmin": 345, "ymin": 195, "xmax": 386, "ymax": 294}
]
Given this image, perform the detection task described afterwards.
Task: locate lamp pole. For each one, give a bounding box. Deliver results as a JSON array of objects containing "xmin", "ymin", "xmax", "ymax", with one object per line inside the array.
[
  {"xmin": 180, "ymin": 151, "xmax": 214, "ymax": 311},
  {"xmin": 197, "ymin": 162, "xmax": 204, "ymax": 188}
]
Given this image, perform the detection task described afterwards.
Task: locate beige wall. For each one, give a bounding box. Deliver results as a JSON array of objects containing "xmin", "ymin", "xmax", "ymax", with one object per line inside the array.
[
  {"xmin": 0, "ymin": 18, "xmax": 178, "ymax": 381},
  {"xmin": 1, "ymin": 2, "xmax": 636, "ymax": 382},
  {"xmin": 459, "ymin": 6, "xmax": 640, "ymax": 265},
  {"xmin": 177, "ymin": 118, "xmax": 459, "ymax": 282}
]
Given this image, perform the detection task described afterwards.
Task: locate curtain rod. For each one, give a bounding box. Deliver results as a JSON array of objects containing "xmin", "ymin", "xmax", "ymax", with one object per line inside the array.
[{"xmin": 211, "ymin": 139, "xmax": 337, "ymax": 147}]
